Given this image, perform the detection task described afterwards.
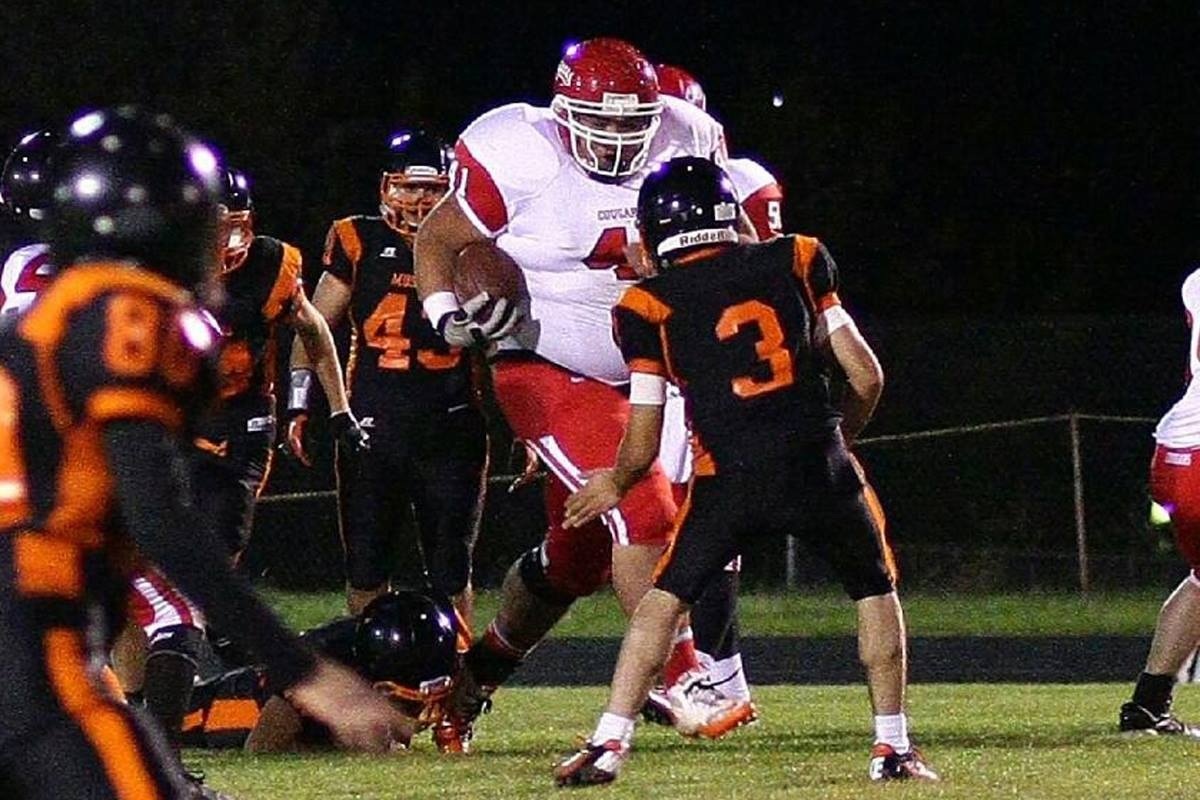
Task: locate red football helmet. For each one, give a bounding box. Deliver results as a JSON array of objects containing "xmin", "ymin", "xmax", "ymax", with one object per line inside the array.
[
  {"xmin": 656, "ymin": 64, "xmax": 707, "ymax": 111},
  {"xmin": 550, "ymin": 38, "xmax": 662, "ymax": 180}
]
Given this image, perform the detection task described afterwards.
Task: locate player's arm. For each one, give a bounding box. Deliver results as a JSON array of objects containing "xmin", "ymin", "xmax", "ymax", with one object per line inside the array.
[
  {"xmin": 824, "ymin": 311, "xmax": 883, "ymax": 446},
  {"xmin": 564, "ymin": 291, "xmax": 669, "ymax": 528},
  {"xmin": 244, "ymin": 695, "xmax": 305, "ymax": 753},
  {"xmin": 286, "ymin": 273, "xmax": 353, "ymax": 464}
]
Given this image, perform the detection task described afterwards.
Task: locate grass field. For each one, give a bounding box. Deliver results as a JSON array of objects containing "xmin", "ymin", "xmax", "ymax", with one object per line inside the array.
[
  {"xmin": 262, "ymin": 587, "xmax": 1167, "ymax": 637},
  {"xmin": 190, "ymin": 683, "xmax": 1200, "ymax": 799}
]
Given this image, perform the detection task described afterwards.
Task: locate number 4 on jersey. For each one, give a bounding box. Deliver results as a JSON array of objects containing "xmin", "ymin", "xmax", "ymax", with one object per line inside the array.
[{"xmin": 584, "ymin": 227, "xmax": 639, "ymax": 281}]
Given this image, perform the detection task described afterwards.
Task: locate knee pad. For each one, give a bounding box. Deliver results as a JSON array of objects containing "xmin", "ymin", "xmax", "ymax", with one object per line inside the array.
[
  {"xmin": 146, "ymin": 624, "xmax": 206, "ymax": 667},
  {"xmin": 517, "ymin": 546, "xmax": 579, "ymax": 605}
]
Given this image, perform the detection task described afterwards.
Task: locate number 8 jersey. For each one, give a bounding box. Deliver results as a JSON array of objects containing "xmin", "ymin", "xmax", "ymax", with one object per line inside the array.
[
  {"xmin": 322, "ymin": 215, "xmax": 472, "ymax": 415},
  {"xmin": 612, "ymin": 235, "xmax": 843, "ymax": 474}
]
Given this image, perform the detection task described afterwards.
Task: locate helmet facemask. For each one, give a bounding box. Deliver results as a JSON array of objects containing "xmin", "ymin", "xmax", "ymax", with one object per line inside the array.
[
  {"xmin": 380, "ymin": 168, "xmax": 449, "ymax": 238},
  {"xmin": 551, "ymin": 93, "xmax": 662, "ymax": 179},
  {"xmin": 218, "ymin": 206, "xmax": 254, "ymax": 273},
  {"xmin": 373, "ymin": 674, "xmax": 454, "ymax": 730}
]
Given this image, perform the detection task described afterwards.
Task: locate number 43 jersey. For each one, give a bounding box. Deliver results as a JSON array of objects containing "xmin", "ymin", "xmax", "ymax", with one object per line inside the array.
[
  {"xmin": 322, "ymin": 215, "xmax": 472, "ymax": 416},
  {"xmin": 613, "ymin": 236, "xmax": 843, "ymax": 474}
]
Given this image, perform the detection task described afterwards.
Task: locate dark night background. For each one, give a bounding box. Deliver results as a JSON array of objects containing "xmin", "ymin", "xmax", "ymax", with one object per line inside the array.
[
  {"xmin": 4, "ymin": 2, "xmax": 1198, "ymax": 587},
  {"xmin": 3, "ymin": 2, "xmax": 1196, "ymax": 317}
]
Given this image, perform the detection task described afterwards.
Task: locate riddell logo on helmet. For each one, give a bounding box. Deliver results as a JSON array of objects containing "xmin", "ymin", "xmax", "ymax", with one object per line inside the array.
[
  {"xmin": 601, "ymin": 93, "xmax": 639, "ymax": 111},
  {"xmin": 673, "ymin": 229, "xmax": 738, "ymax": 248}
]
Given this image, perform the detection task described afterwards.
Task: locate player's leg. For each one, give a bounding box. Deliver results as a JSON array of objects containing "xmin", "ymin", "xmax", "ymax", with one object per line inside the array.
[
  {"xmin": 336, "ymin": 435, "xmax": 396, "ymax": 615},
  {"xmin": 808, "ymin": 443, "xmax": 937, "ymax": 782},
  {"xmin": 128, "ymin": 568, "xmax": 207, "ymax": 754},
  {"xmin": 411, "ymin": 406, "xmax": 488, "ymax": 635},
  {"xmin": 556, "ymin": 479, "xmax": 750, "ymax": 787},
  {"xmin": 1121, "ymin": 445, "xmax": 1200, "ymax": 736}
]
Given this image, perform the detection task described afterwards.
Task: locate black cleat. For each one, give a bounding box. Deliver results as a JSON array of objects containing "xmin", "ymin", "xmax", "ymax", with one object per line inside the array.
[{"xmin": 1119, "ymin": 701, "xmax": 1200, "ymax": 738}]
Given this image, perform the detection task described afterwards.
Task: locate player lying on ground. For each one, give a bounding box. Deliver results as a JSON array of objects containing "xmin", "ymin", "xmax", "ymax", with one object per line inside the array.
[
  {"xmin": 246, "ymin": 590, "xmax": 459, "ymax": 753},
  {"xmin": 553, "ymin": 157, "xmax": 939, "ymax": 786}
]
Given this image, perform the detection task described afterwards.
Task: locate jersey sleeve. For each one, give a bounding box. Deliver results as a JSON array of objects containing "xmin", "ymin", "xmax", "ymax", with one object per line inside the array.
[
  {"xmin": 54, "ymin": 290, "xmax": 216, "ymax": 430},
  {"xmin": 261, "ymin": 241, "xmax": 304, "ymax": 322},
  {"xmin": 727, "ymin": 158, "xmax": 784, "ymax": 240},
  {"xmin": 791, "ymin": 235, "xmax": 841, "ymax": 312},
  {"xmin": 321, "ymin": 218, "xmax": 363, "ymax": 287},
  {"xmin": 451, "ymin": 104, "xmax": 561, "ymax": 237},
  {"xmin": 612, "ymin": 285, "xmax": 671, "ymax": 377}
]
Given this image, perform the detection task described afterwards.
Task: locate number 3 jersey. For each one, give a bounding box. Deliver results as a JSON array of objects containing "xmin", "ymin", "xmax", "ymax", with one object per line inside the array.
[
  {"xmin": 612, "ymin": 236, "xmax": 843, "ymax": 473},
  {"xmin": 322, "ymin": 215, "xmax": 472, "ymax": 416},
  {"xmin": 453, "ymin": 96, "xmax": 727, "ymax": 385}
]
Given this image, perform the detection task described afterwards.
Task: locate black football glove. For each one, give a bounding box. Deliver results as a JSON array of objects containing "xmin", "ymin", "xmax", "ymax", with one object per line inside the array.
[{"xmin": 330, "ymin": 411, "xmax": 370, "ymax": 453}]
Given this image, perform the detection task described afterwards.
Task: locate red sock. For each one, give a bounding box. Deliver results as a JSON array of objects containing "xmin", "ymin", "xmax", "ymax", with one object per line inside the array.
[{"xmin": 663, "ymin": 628, "xmax": 700, "ymax": 686}]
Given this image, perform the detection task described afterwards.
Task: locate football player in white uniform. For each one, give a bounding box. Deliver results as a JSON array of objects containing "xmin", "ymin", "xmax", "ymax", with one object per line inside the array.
[
  {"xmin": 415, "ymin": 38, "xmax": 751, "ymax": 744},
  {"xmin": 0, "ymin": 130, "xmax": 56, "ymax": 316},
  {"xmin": 1119, "ymin": 267, "xmax": 1200, "ymax": 737}
]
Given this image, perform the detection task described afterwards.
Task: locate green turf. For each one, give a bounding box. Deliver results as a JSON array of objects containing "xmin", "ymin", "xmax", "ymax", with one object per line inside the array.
[
  {"xmin": 261, "ymin": 587, "xmax": 1166, "ymax": 637},
  {"xmin": 190, "ymin": 683, "xmax": 1200, "ymax": 799}
]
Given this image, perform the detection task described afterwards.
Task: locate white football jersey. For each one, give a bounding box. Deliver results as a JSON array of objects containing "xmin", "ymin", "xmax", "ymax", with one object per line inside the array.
[
  {"xmin": 0, "ymin": 242, "xmax": 52, "ymax": 316},
  {"xmin": 453, "ymin": 95, "xmax": 727, "ymax": 384},
  {"xmin": 726, "ymin": 157, "xmax": 784, "ymax": 240},
  {"xmin": 1155, "ymin": 269, "xmax": 1200, "ymax": 447}
]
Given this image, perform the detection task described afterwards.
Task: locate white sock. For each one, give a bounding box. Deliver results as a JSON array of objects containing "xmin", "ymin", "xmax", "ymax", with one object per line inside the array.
[
  {"xmin": 873, "ymin": 713, "xmax": 910, "ymax": 754},
  {"xmin": 697, "ymin": 652, "xmax": 752, "ymax": 702},
  {"xmin": 593, "ymin": 712, "xmax": 635, "ymax": 746}
]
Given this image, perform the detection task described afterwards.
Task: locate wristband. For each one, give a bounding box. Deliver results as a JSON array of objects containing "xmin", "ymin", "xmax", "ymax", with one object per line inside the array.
[
  {"xmin": 287, "ymin": 368, "xmax": 315, "ymax": 415},
  {"xmin": 422, "ymin": 291, "xmax": 461, "ymax": 332}
]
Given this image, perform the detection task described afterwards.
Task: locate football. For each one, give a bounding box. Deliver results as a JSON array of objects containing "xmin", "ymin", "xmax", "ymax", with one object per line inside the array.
[{"xmin": 453, "ymin": 240, "xmax": 526, "ymax": 308}]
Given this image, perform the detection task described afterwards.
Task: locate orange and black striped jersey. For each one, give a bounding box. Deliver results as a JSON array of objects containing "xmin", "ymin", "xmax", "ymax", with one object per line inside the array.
[
  {"xmin": 0, "ymin": 261, "xmax": 215, "ymax": 559},
  {"xmin": 323, "ymin": 215, "xmax": 473, "ymax": 414},
  {"xmin": 612, "ymin": 235, "xmax": 842, "ymax": 473},
  {"xmin": 213, "ymin": 235, "xmax": 301, "ymax": 401}
]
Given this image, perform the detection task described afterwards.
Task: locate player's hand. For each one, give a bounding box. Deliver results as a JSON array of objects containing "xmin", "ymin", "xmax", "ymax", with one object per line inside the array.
[
  {"xmin": 563, "ymin": 469, "xmax": 623, "ymax": 529},
  {"xmin": 330, "ymin": 411, "xmax": 370, "ymax": 454},
  {"xmin": 285, "ymin": 658, "xmax": 415, "ymax": 753},
  {"xmin": 284, "ymin": 412, "xmax": 313, "ymax": 467},
  {"xmin": 507, "ymin": 441, "xmax": 542, "ymax": 493},
  {"xmin": 438, "ymin": 292, "xmax": 523, "ymax": 347}
]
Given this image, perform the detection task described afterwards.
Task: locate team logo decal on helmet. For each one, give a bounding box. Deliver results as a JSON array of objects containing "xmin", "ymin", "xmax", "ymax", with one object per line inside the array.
[{"xmin": 551, "ymin": 38, "xmax": 663, "ymax": 180}]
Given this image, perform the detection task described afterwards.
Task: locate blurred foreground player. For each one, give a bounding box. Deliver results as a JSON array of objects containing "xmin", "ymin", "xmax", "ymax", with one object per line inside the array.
[
  {"xmin": 0, "ymin": 129, "xmax": 56, "ymax": 315},
  {"xmin": 0, "ymin": 106, "xmax": 411, "ymax": 800},
  {"xmin": 246, "ymin": 590, "xmax": 458, "ymax": 752},
  {"xmin": 117, "ymin": 165, "xmax": 364, "ymax": 760},
  {"xmin": 554, "ymin": 158, "xmax": 937, "ymax": 786},
  {"xmin": 1119, "ymin": 267, "xmax": 1200, "ymax": 737},
  {"xmin": 287, "ymin": 131, "xmax": 486, "ymax": 637}
]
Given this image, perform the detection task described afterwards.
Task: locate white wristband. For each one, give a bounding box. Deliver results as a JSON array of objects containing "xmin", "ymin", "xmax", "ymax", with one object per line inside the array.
[
  {"xmin": 422, "ymin": 291, "xmax": 461, "ymax": 328},
  {"xmin": 816, "ymin": 305, "xmax": 855, "ymax": 346},
  {"xmin": 629, "ymin": 372, "xmax": 667, "ymax": 405}
]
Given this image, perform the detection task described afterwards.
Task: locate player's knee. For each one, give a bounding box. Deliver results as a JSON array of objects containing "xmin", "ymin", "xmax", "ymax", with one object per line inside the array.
[
  {"xmin": 146, "ymin": 623, "xmax": 206, "ymax": 666},
  {"xmin": 517, "ymin": 546, "xmax": 593, "ymax": 603}
]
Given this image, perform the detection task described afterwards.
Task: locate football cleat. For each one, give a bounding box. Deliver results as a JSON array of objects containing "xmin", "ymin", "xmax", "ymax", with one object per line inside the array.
[
  {"xmin": 184, "ymin": 769, "xmax": 237, "ymax": 800},
  {"xmin": 1119, "ymin": 701, "xmax": 1200, "ymax": 738},
  {"xmin": 553, "ymin": 739, "xmax": 629, "ymax": 788},
  {"xmin": 639, "ymin": 686, "xmax": 676, "ymax": 727},
  {"xmin": 868, "ymin": 744, "xmax": 940, "ymax": 782},
  {"xmin": 666, "ymin": 669, "xmax": 757, "ymax": 739}
]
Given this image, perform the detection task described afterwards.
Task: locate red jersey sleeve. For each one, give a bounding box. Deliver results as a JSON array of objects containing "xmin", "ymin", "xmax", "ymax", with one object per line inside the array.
[{"xmin": 452, "ymin": 140, "xmax": 508, "ymax": 236}]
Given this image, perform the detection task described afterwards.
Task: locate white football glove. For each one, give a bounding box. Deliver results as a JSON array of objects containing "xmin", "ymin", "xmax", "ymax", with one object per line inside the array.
[{"xmin": 437, "ymin": 291, "xmax": 523, "ymax": 347}]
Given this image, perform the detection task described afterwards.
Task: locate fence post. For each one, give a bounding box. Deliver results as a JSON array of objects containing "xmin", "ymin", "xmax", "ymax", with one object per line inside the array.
[
  {"xmin": 1069, "ymin": 412, "xmax": 1091, "ymax": 593},
  {"xmin": 786, "ymin": 534, "xmax": 797, "ymax": 589}
]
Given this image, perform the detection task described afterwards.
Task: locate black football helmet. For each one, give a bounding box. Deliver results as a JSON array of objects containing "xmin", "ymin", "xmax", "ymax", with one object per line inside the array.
[
  {"xmin": 217, "ymin": 167, "xmax": 254, "ymax": 272},
  {"xmin": 47, "ymin": 106, "xmax": 223, "ymax": 302},
  {"xmin": 1, "ymin": 129, "xmax": 57, "ymax": 224},
  {"xmin": 353, "ymin": 590, "xmax": 459, "ymax": 726},
  {"xmin": 636, "ymin": 156, "xmax": 739, "ymax": 270},
  {"xmin": 380, "ymin": 130, "xmax": 449, "ymax": 237}
]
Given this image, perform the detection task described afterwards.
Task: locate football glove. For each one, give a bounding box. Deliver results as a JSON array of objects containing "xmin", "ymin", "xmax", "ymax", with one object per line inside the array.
[
  {"xmin": 330, "ymin": 411, "xmax": 370, "ymax": 454},
  {"xmin": 437, "ymin": 291, "xmax": 522, "ymax": 348}
]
